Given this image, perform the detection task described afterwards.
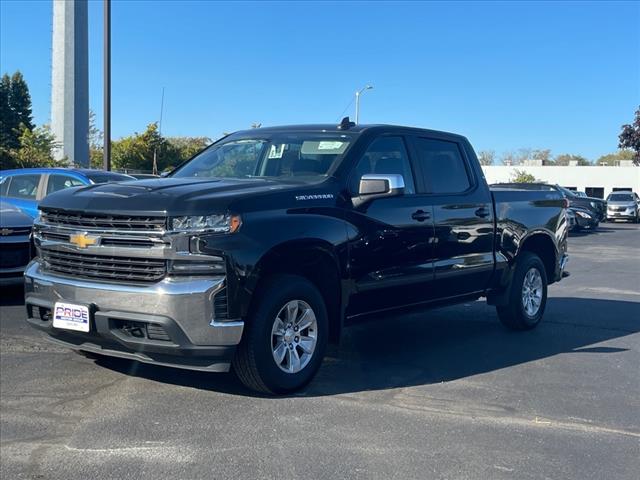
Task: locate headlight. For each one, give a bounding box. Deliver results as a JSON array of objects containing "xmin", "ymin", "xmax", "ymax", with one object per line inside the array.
[
  {"xmin": 170, "ymin": 214, "xmax": 241, "ymax": 233},
  {"xmin": 35, "ymin": 209, "xmax": 43, "ymax": 224},
  {"xmin": 575, "ymin": 210, "xmax": 592, "ymax": 219}
]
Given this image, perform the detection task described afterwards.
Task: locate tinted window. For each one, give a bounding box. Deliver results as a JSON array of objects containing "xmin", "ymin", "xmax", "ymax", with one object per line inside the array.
[
  {"xmin": 6, "ymin": 174, "xmax": 40, "ymax": 199},
  {"xmin": 413, "ymin": 138, "xmax": 471, "ymax": 194},
  {"xmin": 0, "ymin": 177, "xmax": 9, "ymax": 196},
  {"xmin": 351, "ymin": 136, "xmax": 415, "ymax": 194},
  {"xmin": 46, "ymin": 174, "xmax": 86, "ymax": 195}
]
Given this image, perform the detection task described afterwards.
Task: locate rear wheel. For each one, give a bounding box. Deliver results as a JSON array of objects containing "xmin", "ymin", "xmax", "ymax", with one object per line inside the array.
[
  {"xmin": 497, "ymin": 252, "xmax": 548, "ymax": 330},
  {"xmin": 233, "ymin": 274, "xmax": 328, "ymax": 394}
]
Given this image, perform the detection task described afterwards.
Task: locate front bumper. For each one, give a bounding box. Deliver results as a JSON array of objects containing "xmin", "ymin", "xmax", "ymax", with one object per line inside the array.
[
  {"xmin": 23, "ymin": 261, "xmax": 243, "ymax": 372},
  {"xmin": 607, "ymin": 209, "xmax": 637, "ymax": 220}
]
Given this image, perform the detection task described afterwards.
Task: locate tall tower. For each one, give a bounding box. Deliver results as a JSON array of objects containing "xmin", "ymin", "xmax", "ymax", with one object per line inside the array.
[{"xmin": 51, "ymin": 0, "xmax": 89, "ymax": 167}]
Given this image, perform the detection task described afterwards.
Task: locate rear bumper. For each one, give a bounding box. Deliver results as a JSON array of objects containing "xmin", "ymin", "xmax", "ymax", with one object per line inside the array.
[{"xmin": 23, "ymin": 261, "xmax": 243, "ymax": 372}]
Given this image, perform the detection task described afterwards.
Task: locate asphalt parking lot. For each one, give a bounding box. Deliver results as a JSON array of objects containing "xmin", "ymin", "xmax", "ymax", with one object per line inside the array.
[{"xmin": 1, "ymin": 223, "xmax": 638, "ymax": 480}]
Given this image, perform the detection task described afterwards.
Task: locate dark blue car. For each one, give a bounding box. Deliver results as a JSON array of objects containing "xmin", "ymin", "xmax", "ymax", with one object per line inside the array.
[
  {"xmin": 0, "ymin": 168, "xmax": 135, "ymax": 218},
  {"xmin": 0, "ymin": 200, "xmax": 33, "ymax": 285}
]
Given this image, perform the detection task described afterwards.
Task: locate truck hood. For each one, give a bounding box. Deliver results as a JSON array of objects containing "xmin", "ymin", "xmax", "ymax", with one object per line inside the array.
[{"xmin": 39, "ymin": 177, "xmax": 300, "ymax": 215}]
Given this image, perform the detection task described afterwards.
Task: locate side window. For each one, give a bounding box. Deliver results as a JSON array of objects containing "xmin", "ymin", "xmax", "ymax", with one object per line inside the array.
[
  {"xmin": 6, "ymin": 174, "xmax": 40, "ymax": 199},
  {"xmin": 412, "ymin": 138, "xmax": 471, "ymax": 194},
  {"xmin": 0, "ymin": 177, "xmax": 9, "ymax": 196},
  {"xmin": 351, "ymin": 136, "xmax": 415, "ymax": 194},
  {"xmin": 46, "ymin": 174, "xmax": 85, "ymax": 195}
]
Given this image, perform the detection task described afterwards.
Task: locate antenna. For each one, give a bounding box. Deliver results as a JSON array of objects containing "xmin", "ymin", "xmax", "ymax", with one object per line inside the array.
[
  {"xmin": 338, "ymin": 116, "xmax": 355, "ymax": 130},
  {"xmin": 158, "ymin": 87, "xmax": 165, "ymax": 137}
]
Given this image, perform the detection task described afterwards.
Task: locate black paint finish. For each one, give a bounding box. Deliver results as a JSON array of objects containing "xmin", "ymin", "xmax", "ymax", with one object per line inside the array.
[{"xmin": 37, "ymin": 124, "xmax": 568, "ymax": 335}]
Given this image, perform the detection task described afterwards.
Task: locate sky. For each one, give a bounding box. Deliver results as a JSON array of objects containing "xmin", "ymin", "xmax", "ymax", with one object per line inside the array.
[{"xmin": 1, "ymin": 0, "xmax": 639, "ymax": 161}]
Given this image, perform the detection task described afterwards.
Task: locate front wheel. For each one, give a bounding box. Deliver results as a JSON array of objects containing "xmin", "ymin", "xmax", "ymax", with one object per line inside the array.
[
  {"xmin": 233, "ymin": 274, "xmax": 328, "ymax": 394},
  {"xmin": 497, "ymin": 252, "xmax": 548, "ymax": 330}
]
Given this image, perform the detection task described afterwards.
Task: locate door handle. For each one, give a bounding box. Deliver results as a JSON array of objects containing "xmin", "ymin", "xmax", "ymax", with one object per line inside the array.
[
  {"xmin": 475, "ymin": 207, "xmax": 490, "ymax": 218},
  {"xmin": 411, "ymin": 209, "xmax": 431, "ymax": 222}
]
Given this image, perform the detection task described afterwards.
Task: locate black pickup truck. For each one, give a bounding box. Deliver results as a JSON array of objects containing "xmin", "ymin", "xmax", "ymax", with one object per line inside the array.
[{"xmin": 25, "ymin": 121, "xmax": 569, "ymax": 394}]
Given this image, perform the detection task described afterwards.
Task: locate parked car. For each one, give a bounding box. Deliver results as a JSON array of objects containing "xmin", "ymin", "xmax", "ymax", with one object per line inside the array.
[
  {"xmin": 25, "ymin": 121, "xmax": 569, "ymax": 394},
  {"xmin": 569, "ymin": 206, "xmax": 600, "ymax": 231},
  {"xmin": 606, "ymin": 191, "xmax": 640, "ymax": 222},
  {"xmin": 491, "ymin": 183, "xmax": 606, "ymax": 227},
  {"xmin": 0, "ymin": 200, "xmax": 33, "ymax": 285},
  {"xmin": 0, "ymin": 168, "xmax": 135, "ymax": 218}
]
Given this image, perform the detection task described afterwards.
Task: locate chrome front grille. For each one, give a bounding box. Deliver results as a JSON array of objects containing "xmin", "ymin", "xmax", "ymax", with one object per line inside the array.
[
  {"xmin": 41, "ymin": 210, "xmax": 166, "ymax": 231},
  {"xmin": 41, "ymin": 249, "xmax": 167, "ymax": 282}
]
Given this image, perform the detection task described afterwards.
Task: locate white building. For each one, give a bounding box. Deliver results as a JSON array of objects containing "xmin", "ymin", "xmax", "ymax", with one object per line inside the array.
[{"xmin": 482, "ymin": 165, "xmax": 640, "ymax": 199}]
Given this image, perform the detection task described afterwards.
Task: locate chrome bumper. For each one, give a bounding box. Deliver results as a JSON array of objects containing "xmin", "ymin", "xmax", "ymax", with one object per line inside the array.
[{"xmin": 24, "ymin": 261, "xmax": 244, "ymax": 371}]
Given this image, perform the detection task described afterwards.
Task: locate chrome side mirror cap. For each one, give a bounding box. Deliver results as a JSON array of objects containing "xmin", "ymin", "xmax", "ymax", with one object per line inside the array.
[{"xmin": 354, "ymin": 174, "xmax": 405, "ymax": 207}]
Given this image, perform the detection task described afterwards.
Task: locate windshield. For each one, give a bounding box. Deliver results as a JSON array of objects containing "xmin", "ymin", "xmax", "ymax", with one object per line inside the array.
[
  {"xmin": 171, "ymin": 133, "xmax": 353, "ymax": 180},
  {"xmin": 608, "ymin": 193, "xmax": 634, "ymax": 202},
  {"xmin": 556, "ymin": 186, "xmax": 577, "ymax": 197},
  {"xmin": 86, "ymin": 172, "xmax": 135, "ymax": 183}
]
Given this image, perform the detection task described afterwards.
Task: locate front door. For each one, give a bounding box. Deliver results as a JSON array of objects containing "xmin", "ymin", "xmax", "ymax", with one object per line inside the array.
[{"xmin": 345, "ymin": 135, "xmax": 437, "ymax": 317}]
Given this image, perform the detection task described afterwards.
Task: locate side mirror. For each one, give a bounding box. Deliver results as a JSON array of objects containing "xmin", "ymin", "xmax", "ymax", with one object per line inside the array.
[
  {"xmin": 160, "ymin": 171, "xmax": 170, "ymax": 178},
  {"xmin": 354, "ymin": 174, "xmax": 405, "ymax": 207}
]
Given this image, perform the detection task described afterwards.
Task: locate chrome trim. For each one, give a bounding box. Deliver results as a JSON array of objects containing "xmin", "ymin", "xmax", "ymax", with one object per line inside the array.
[
  {"xmin": 361, "ymin": 173, "xmax": 406, "ymax": 190},
  {"xmin": 24, "ymin": 261, "xmax": 243, "ymax": 346}
]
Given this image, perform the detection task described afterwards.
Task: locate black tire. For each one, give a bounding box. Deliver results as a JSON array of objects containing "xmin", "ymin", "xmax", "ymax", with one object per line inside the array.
[
  {"xmin": 496, "ymin": 252, "xmax": 548, "ymax": 331},
  {"xmin": 233, "ymin": 274, "xmax": 328, "ymax": 394}
]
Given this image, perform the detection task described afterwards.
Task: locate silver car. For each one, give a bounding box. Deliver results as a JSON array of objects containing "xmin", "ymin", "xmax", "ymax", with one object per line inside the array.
[{"xmin": 606, "ymin": 191, "xmax": 640, "ymax": 223}]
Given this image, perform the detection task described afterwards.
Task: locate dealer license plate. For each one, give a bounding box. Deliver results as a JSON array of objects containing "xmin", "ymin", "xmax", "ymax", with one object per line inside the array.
[{"xmin": 52, "ymin": 302, "xmax": 90, "ymax": 332}]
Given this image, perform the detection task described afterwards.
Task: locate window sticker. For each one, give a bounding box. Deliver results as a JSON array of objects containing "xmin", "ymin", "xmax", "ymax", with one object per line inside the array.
[
  {"xmin": 268, "ymin": 144, "xmax": 285, "ymax": 159},
  {"xmin": 317, "ymin": 141, "xmax": 345, "ymax": 150},
  {"xmin": 301, "ymin": 141, "xmax": 349, "ymax": 155}
]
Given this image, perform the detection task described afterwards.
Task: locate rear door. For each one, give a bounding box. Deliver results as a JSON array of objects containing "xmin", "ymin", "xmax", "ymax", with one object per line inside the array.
[
  {"xmin": 44, "ymin": 173, "xmax": 87, "ymax": 197},
  {"xmin": 408, "ymin": 135, "xmax": 495, "ymax": 299},
  {"xmin": 345, "ymin": 135, "xmax": 437, "ymax": 317}
]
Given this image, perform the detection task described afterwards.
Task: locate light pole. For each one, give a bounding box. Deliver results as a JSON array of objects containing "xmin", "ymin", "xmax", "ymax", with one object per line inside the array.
[
  {"xmin": 103, "ymin": 0, "xmax": 111, "ymax": 171},
  {"xmin": 354, "ymin": 84, "xmax": 373, "ymax": 125}
]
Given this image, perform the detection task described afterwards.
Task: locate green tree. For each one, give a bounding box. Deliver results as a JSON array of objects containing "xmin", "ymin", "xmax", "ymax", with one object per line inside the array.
[
  {"xmin": 8, "ymin": 71, "xmax": 34, "ymax": 132},
  {"xmin": 477, "ymin": 150, "xmax": 495, "ymax": 166},
  {"xmin": 88, "ymin": 110, "xmax": 104, "ymax": 168},
  {"xmin": 165, "ymin": 136, "xmax": 211, "ymax": 167},
  {"xmin": 596, "ymin": 150, "xmax": 635, "ymax": 166},
  {"xmin": 111, "ymin": 123, "xmax": 168, "ymax": 172},
  {"xmin": 618, "ymin": 106, "xmax": 640, "ymax": 165},
  {"xmin": 0, "ymin": 74, "xmax": 13, "ymax": 150},
  {"xmin": 0, "ymin": 124, "xmax": 59, "ymax": 169},
  {"xmin": 554, "ymin": 154, "xmax": 591, "ymax": 166},
  {"xmin": 510, "ymin": 169, "xmax": 538, "ymax": 183}
]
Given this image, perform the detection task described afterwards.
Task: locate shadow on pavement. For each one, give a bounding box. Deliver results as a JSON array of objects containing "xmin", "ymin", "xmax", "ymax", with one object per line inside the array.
[
  {"xmin": 92, "ymin": 296, "xmax": 640, "ymax": 397},
  {"xmin": 0, "ymin": 284, "xmax": 24, "ymax": 306}
]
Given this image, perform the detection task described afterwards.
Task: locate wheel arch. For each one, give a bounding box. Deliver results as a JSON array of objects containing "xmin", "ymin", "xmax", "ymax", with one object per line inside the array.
[{"xmin": 247, "ymin": 239, "xmax": 344, "ymax": 344}]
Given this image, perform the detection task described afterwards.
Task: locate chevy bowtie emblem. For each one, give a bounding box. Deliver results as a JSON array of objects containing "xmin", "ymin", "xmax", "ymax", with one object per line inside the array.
[
  {"xmin": 0, "ymin": 228, "xmax": 13, "ymax": 236},
  {"xmin": 69, "ymin": 233, "xmax": 99, "ymax": 249}
]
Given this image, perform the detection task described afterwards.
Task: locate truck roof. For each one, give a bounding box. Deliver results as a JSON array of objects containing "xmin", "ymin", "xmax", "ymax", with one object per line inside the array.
[{"xmin": 232, "ymin": 123, "xmax": 468, "ymax": 141}]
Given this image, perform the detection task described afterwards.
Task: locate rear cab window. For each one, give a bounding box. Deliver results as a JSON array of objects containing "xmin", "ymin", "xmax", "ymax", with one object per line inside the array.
[{"xmin": 410, "ymin": 137, "xmax": 472, "ymax": 194}]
